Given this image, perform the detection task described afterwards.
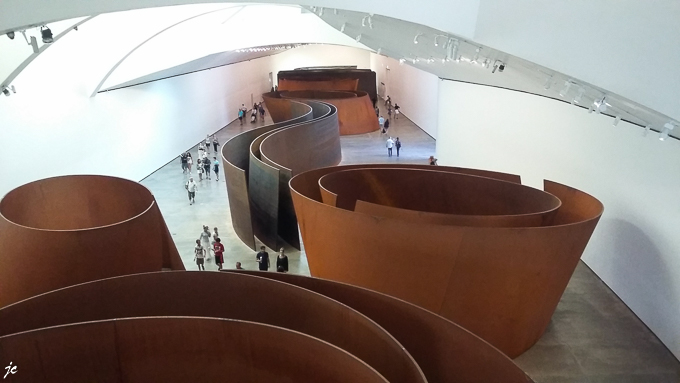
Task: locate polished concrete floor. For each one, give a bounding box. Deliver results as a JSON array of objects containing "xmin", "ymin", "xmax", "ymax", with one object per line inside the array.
[{"xmin": 141, "ymin": 104, "xmax": 679, "ymax": 382}]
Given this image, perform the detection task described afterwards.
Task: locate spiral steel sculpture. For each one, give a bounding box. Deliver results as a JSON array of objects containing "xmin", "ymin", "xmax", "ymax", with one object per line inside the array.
[{"xmin": 289, "ymin": 165, "xmax": 603, "ymax": 357}]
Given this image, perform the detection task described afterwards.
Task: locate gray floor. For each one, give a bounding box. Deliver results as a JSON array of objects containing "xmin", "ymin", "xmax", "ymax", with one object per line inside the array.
[{"xmin": 141, "ymin": 103, "xmax": 679, "ymax": 382}]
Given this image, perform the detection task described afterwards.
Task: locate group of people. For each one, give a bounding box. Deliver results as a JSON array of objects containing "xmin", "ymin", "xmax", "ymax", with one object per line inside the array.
[
  {"xmin": 383, "ymin": 95, "xmax": 401, "ymax": 119},
  {"xmin": 193, "ymin": 226, "xmax": 225, "ymax": 270},
  {"xmin": 385, "ymin": 136, "xmax": 402, "ymax": 157},
  {"xmin": 256, "ymin": 245, "xmax": 289, "ymax": 273},
  {"xmin": 182, "ymin": 134, "xmax": 222, "ymax": 205},
  {"xmin": 238, "ymin": 102, "xmax": 266, "ymax": 125}
]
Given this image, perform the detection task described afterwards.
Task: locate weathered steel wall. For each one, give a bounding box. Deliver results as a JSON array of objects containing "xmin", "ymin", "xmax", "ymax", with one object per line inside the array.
[{"xmin": 289, "ymin": 165, "xmax": 603, "ymax": 357}]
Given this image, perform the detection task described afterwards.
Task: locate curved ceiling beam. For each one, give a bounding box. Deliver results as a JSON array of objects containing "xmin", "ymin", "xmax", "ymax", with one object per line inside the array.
[
  {"xmin": 90, "ymin": 6, "xmax": 244, "ymax": 97},
  {"xmin": 1, "ymin": 16, "xmax": 96, "ymax": 90}
]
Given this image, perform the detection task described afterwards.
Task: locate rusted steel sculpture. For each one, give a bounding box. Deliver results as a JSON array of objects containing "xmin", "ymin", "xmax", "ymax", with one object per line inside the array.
[
  {"xmin": 0, "ymin": 272, "xmax": 426, "ymax": 383},
  {"xmin": 221, "ymin": 100, "xmax": 313, "ymax": 249},
  {"xmin": 278, "ymin": 78, "xmax": 359, "ymax": 92},
  {"xmin": 278, "ymin": 68, "xmax": 378, "ymax": 105},
  {"xmin": 0, "ymin": 270, "xmax": 533, "ymax": 383},
  {"xmin": 0, "ymin": 317, "xmax": 389, "ymax": 383},
  {"xmin": 272, "ymin": 90, "xmax": 380, "ymax": 135},
  {"xmin": 0, "ymin": 175, "xmax": 183, "ymax": 308},
  {"xmin": 289, "ymin": 165, "xmax": 603, "ymax": 357},
  {"xmin": 223, "ymin": 96, "xmax": 341, "ymax": 250}
]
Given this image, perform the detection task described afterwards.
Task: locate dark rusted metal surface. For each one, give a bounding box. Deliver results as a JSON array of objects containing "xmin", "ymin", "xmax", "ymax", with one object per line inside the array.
[
  {"xmin": 221, "ymin": 101, "xmax": 312, "ymax": 250},
  {"xmin": 278, "ymin": 78, "xmax": 359, "ymax": 92},
  {"xmin": 280, "ymin": 90, "xmax": 379, "ymax": 135},
  {"xmin": 278, "ymin": 68, "xmax": 378, "ymax": 105},
  {"xmin": 0, "ymin": 317, "xmax": 389, "ymax": 383},
  {"xmin": 0, "ymin": 175, "xmax": 183, "ymax": 308},
  {"xmin": 225, "ymin": 270, "xmax": 534, "ymax": 383},
  {"xmin": 248, "ymin": 99, "xmax": 341, "ymax": 250},
  {"xmin": 0, "ymin": 272, "xmax": 425, "ymax": 383},
  {"xmin": 289, "ymin": 165, "xmax": 603, "ymax": 357}
]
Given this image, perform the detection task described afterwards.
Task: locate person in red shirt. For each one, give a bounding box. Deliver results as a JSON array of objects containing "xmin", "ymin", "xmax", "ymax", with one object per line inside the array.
[{"xmin": 213, "ymin": 237, "xmax": 225, "ymax": 270}]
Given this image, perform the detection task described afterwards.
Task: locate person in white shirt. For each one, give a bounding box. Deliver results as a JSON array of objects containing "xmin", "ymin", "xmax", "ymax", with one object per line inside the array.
[
  {"xmin": 205, "ymin": 135, "xmax": 211, "ymax": 152},
  {"xmin": 185, "ymin": 177, "xmax": 197, "ymax": 205},
  {"xmin": 386, "ymin": 137, "xmax": 395, "ymax": 157},
  {"xmin": 194, "ymin": 239, "xmax": 206, "ymax": 271}
]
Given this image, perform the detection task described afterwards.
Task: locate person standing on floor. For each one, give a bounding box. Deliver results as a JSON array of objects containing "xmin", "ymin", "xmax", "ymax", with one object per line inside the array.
[
  {"xmin": 185, "ymin": 177, "xmax": 197, "ymax": 205},
  {"xmin": 250, "ymin": 107, "xmax": 257, "ymax": 123},
  {"xmin": 197, "ymin": 163, "xmax": 204, "ymax": 181},
  {"xmin": 213, "ymin": 157, "xmax": 220, "ymax": 181},
  {"xmin": 212, "ymin": 227, "xmax": 220, "ymax": 245},
  {"xmin": 429, "ymin": 155, "xmax": 438, "ymax": 166},
  {"xmin": 199, "ymin": 225, "xmax": 212, "ymax": 261},
  {"xmin": 187, "ymin": 152, "xmax": 193, "ymax": 174},
  {"xmin": 213, "ymin": 237, "xmax": 225, "ymax": 271},
  {"xmin": 238, "ymin": 104, "xmax": 247, "ymax": 125},
  {"xmin": 180, "ymin": 152, "xmax": 188, "ymax": 173},
  {"xmin": 212, "ymin": 135, "xmax": 219, "ymax": 152},
  {"xmin": 386, "ymin": 136, "xmax": 395, "ymax": 157},
  {"xmin": 276, "ymin": 248, "xmax": 288, "ymax": 273},
  {"xmin": 256, "ymin": 246, "xmax": 270, "ymax": 271},
  {"xmin": 384, "ymin": 118, "xmax": 390, "ymax": 134},
  {"xmin": 198, "ymin": 142, "xmax": 205, "ymax": 158},
  {"xmin": 194, "ymin": 239, "xmax": 206, "ymax": 270},
  {"xmin": 385, "ymin": 95, "xmax": 391, "ymax": 107},
  {"xmin": 375, "ymin": 106, "xmax": 380, "ymax": 117},
  {"xmin": 394, "ymin": 103, "xmax": 400, "ymax": 119},
  {"xmin": 205, "ymin": 135, "xmax": 211, "ymax": 153},
  {"xmin": 395, "ymin": 137, "xmax": 402, "ymax": 157},
  {"xmin": 203, "ymin": 157, "xmax": 211, "ymax": 180},
  {"xmin": 378, "ymin": 115, "xmax": 385, "ymax": 129},
  {"xmin": 259, "ymin": 103, "xmax": 266, "ymax": 121},
  {"xmin": 387, "ymin": 106, "xmax": 392, "ymax": 119}
]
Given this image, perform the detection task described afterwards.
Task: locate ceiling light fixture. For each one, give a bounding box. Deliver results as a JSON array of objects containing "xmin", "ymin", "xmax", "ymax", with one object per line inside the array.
[
  {"xmin": 659, "ymin": 122, "xmax": 675, "ymax": 141},
  {"xmin": 572, "ymin": 87, "xmax": 585, "ymax": 105},
  {"xmin": 361, "ymin": 15, "xmax": 373, "ymax": 28},
  {"xmin": 445, "ymin": 38, "xmax": 459, "ymax": 61},
  {"xmin": 1, "ymin": 85, "xmax": 15, "ymax": 97},
  {"xmin": 376, "ymin": 47, "xmax": 382, "ymax": 55},
  {"xmin": 6, "ymin": 31, "xmax": 15, "ymax": 40},
  {"xmin": 340, "ymin": 23, "xmax": 346, "ymax": 33},
  {"xmin": 355, "ymin": 34, "xmax": 362, "ymax": 42},
  {"xmin": 413, "ymin": 33, "xmax": 423, "ymax": 44},
  {"xmin": 472, "ymin": 47, "xmax": 481, "ymax": 63},
  {"xmin": 20, "ymin": 30, "xmax": 39, "ymax": 53},
  {"xmin": 399, "ymin": 58, "xmax": 405, "ymax": 65},
  {"xmin": 318, "ymin": 7, "xmax": 324, "ymax": 16},
  {"xmin": 643, "ymin": 124, "xmax": 652, "ymax": 136},
  {"xmin": 434, "ymin": 35, "xmax": 447, "ymax": 47},
  {"xmin": 40, "ymin": 26, "xmax": 53, "ymax": 43},
  {"xmin": 543, "ymin": 76, "xmax": 552, "ymax": 90},
  {"xmin": 594, "ymin": 96, "xmax": 608, "ymax": 114},
  {"xmin": 613, "ymin": 116, "xmax": 621, "ymax": 126}
]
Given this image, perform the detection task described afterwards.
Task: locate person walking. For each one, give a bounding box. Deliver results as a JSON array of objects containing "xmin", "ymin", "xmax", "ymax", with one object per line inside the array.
[
  {"xmin": 213, "ymin": 237, "xmax": 225, "ymax": 271},
  {"xmin": 213, "ymin": 157, "xmax": 220, "ymax": 181},
  {"xmin": 394, "ymin": 103, "xmax": 400, "ymax": 119},
  {"xmin": 375, "ymin": 106, "xmax": 380, "ymax": 117},
  {"xmin": 194, "ymin": 239, "xmax": 206, "ymax": 271},
  {"xmin": 395, "ymin": 137, "xmax": 402, "ymax": 157},
  {"xmin": 212, "ymin": 227, "xmax": 220, "ymax": 244},
  {"xmin": 180, "ymin": 152, "xmax": 188, "ymax": 173},
  {"xmin": 378, "ymin": 115, "xmax": 385, "ymax": 129},
  {"xmin": 198, "ymin": 142, "xmax": 205, "ymax": 158},
  {"xmin": 212, "ymin": 135, "xmax": 219, "ymax": 152},
  {"xmin": 205, "ymin": 135, "xmax": 211, "ymax": 153},
  {"xmin": 276, "ymin": 248, "xmax": 288, "ymax": 273},
  {"xmin": 385, "ymin": 95, "xmax": 391, "ymax": 107},
  {"xmin": 199, "ymin": 225, "xmax": 212, "ymax": 261},
  {"xmin": 203, "ymin": 157, "xmax": 211, "ymax": 180},
  {"xmin": 238, "ymin": 104, "xmax": 247, "ymax": 125},
  {"xmin": 384, "ymin": 118, "xmax": 390, "ymax": 134},
  {"xmin": 256, "ymin": 246, "xmax": 270, "ymax": 271},
  {"xmin": 185, "ymin": 177, "xmax": 197, "ymax": 205},
  {"xmin": 386, "ymin": 137, "xmax": 395, "ymax": 157},
  {"xmin": 387, "ymin": 106, "xmax": 392, "ymax": 119},
  {"xmin": 250, "ymin": 107, "xmax": 257, "ymax": 123},
  {"xmin": 197, "ymin": 164, "xmax": 204, "ymax": 181},
  {"xmin": 187, "ymin": 152, "xmax": 193, "ymax": 174},
  {"xmin": 429, "ymin": 155, "xmax": 438, "ymax": 165}
]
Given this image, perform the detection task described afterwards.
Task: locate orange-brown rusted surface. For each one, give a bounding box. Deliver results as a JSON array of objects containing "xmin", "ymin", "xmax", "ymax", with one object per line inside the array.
[
  {"xmin": 0, "ymin": 271, "xmax": 425, "ymax": 383},
  {"xmin": 277, "ymin": 68, "xmax": 378, "ymax": 105},
  {"xmin": 0, "ymin": 175, "xmax": 183, "ymax": 308},
  {"xmin": 290, "ymin": 165, "xmax": 603, "ymax": 357},
  {"xmin": 225, "ymin": 270, "xmax": 534, "ymax": 383},
  {"xmin": 274, "ymin": 90, "xmax": 379, "ymax": 135},
  {"xmin": 0, "ymin": 317, "xmax": 389, "ymax": 383},
  {"xmin": 278, "ymin": 78, "xmax": 359, "ymax": 92}
]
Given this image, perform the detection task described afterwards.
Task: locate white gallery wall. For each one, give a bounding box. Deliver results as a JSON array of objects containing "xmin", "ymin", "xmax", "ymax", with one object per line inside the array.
[
  {"xmin": 0, "ymin": 41, "xmax": 371, "ymax": 197},
  {"xmin": 370, "ymin": 54, "xmax": 440, "ymax": 138},
  {"xmin": 436, "ymin": 80, "xmax": 680, "ymax": 359}
]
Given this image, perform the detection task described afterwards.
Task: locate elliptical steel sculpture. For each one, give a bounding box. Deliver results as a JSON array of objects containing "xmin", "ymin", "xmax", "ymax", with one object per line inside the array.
[
  {"xmin": 0, "ymin": 175, "xmax": 184, "ymax": 308},
  {"xmin": 289, "ymin": 165, "xmax": 603, "ymax": 357}
]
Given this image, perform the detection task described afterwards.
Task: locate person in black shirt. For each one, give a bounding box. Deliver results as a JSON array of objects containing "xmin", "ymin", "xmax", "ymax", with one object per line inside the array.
[
  {"xmin": 395, "ymin": 137, "xmax": 402, "ymax": 157},
  {"xmin": 276, "ymin": 247, "xmax": 288, "ymax": 273},
  {"xmin": 203, "ymin": 157, "xmax": 211, "ymax": 180},
  {"xmin": 256, "ymin": 246, "xmax": 270, "ymax": 271},
  {"xmin": 180, "ymin": 152, "xmax": 188, "ymax": 173}
]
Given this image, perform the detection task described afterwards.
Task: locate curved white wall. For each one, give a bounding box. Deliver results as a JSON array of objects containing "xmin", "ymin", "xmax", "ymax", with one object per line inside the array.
[{"xmin": 436, "ymin": 80, "xmax": 680, "ymax": 359}]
